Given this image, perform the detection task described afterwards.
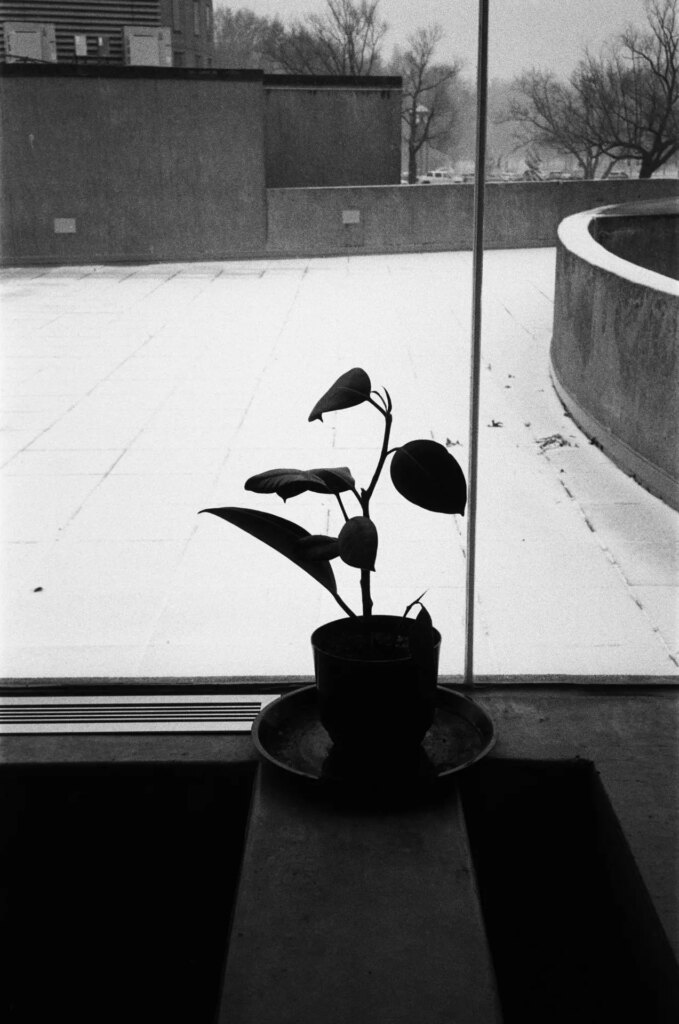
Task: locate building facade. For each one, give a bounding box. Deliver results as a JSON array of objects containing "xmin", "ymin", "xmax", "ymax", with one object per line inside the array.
[{"xmin": 0, "ymin": 0, "xmax": 213, "ymax": 67}]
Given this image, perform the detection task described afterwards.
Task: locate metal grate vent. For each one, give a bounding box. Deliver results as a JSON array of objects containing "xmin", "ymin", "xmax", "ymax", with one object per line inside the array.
[{"xmin": 0, "ymin": 693, "xmax": 279, "ymax": 734}]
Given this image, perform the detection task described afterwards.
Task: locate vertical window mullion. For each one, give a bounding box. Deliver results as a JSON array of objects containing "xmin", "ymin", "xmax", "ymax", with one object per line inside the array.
[{"xmin": 464, "ymin": 0, "xmax": 490, "ymax": 686}]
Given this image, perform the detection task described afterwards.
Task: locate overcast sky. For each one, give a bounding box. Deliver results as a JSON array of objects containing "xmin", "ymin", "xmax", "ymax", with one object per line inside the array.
[{"xmin": 214, "ymin": 0, "xmax": 651, "ymax": 79}]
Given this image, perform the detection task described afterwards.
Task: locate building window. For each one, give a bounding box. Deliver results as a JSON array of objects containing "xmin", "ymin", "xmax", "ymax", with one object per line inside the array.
[
  {"xmin": 173, "ymin": 0, "xmax": 182, "ymax": 31},
  {"xmin": 193, "ymin": 1, "xmax": 200, "ymax": 36},
  {"xmin": 96, "ymin": 34, "xmax": 111, "ymax": 59},
  {"xmin": 74, "ymin": 34, "xmax": 87, "ymax": 58}
]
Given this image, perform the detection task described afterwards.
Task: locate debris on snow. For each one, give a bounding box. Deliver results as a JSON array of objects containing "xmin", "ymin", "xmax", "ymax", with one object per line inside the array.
[{"xmin": 537, "ymin": 433, "xmax": 574, "ymax": 452}]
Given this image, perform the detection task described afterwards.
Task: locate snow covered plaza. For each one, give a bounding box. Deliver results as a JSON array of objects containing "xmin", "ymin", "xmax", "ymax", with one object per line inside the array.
[{"xmin": 1, "ymin": 248, "xmax": 677, "ymax": 680}]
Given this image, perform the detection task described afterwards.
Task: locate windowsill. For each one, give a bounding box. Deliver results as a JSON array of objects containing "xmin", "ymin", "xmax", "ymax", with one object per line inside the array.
[{"xmin": 1, "ymin": 682, "xmax": 678, "ymax": 1020}]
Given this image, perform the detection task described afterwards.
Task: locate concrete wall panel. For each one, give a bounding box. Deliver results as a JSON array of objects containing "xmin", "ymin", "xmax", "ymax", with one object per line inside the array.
[
  {"xmin": 264, "ymin": 79, "xmax": 401, "ymax": 188},
  {"xmin": 0, "ymin": 67, "xmax": 267, "ymax": 263}
]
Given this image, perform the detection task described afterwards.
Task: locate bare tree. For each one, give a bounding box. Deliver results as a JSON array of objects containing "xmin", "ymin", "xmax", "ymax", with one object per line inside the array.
[
  {"xmin": 264, "ymin": 0, "xmax": 387, "ymax": 76},
  {"xmin": 212, "ymin": 7, "xmax": 285, "ymax": 70},
  {"xmin": 504, "ymin": 70, "xmax": 614, "ymax": 178},
  {"xmin": 504, "ymin": 0, "xmax": 679, "ymax": 178},
  {"xmin": 576, "ymin": 0, "xmax": 678, "ymax": 177},
  {"xmin": 395, "ymin": 25, "xmax": 461, "ymax": 183}
]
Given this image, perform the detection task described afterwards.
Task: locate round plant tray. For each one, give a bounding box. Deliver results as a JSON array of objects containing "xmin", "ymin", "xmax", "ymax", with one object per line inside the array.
[{"xmin": 252, "ymin": 684, "xmax": 496, "ymax": 788}]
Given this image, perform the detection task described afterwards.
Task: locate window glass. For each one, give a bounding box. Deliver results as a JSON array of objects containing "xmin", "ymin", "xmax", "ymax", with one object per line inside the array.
[
  {"xmin": 96, "ymin": 34, "xmax": 111, "ymax": 58},
  {"xmin": 1, "ymin": 1, "xmax": 676, "ymax": 689}
]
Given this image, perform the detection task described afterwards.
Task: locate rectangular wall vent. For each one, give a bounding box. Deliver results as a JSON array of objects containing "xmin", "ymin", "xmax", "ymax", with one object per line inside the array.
[
  {"xmin": 0, "ymin": 693, "xmax": 279, "ymax": 734},
  {"xmin": 54, "ymin": 217, "xmax": 76, "ymax": 233}
]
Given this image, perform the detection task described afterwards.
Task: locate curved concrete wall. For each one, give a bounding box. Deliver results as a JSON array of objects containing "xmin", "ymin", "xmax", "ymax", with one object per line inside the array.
[
  {"xmin": 551, "ymin": 201, "xmax": 679, "ymax": 509},
  {"xmin": 591, "ymin": 197, "xmax": 679, "ymax": 279}
]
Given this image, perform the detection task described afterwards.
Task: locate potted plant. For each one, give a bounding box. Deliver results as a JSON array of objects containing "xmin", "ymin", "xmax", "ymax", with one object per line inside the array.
[{"xmin": 200, "ymin": 367, "xmax": 467, "ymax": 762}]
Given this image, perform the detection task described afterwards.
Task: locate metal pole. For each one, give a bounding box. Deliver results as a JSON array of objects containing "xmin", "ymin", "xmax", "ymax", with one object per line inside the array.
[{"xmin": 464, "ymin": 0, "xmax": 489, "ymax": 686}]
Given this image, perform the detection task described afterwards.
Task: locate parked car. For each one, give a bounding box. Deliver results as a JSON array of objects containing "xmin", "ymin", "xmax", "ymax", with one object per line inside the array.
[
  {"xmin": 417, "ymin": 168, "xmax": 456, "ymax": 184},
  {"xmin": 547, "ymin": 171, "xmax": 583, "ymax": 181}
]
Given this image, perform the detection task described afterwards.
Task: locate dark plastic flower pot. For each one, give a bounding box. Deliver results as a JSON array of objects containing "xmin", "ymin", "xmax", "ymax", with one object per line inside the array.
[{"xmin": 311, "ymin": 615, "xmax": 441, "ymax": 757}]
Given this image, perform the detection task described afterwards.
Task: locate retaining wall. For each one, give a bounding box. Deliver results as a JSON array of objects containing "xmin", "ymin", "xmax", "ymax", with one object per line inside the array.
[
  {"xmin": 266, "ymin": 179, "xmax": 679, "ymax": 255},
  {"xmin": 551, "ymin": 201, "xmax": 679, "ymax": 510}
]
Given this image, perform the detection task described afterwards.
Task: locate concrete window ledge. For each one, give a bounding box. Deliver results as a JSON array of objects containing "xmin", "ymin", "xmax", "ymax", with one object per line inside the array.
[
  {"xmin": 1, "ymin": 684, "xmax": 678, "ymax": 1023},
  {"xmin": 219, "ymin": 766, "xmax": 502, "ymax": 1024},
  {"xmin": 219, "ymin": 752, "xmax": 679, "ymax": 1024}
]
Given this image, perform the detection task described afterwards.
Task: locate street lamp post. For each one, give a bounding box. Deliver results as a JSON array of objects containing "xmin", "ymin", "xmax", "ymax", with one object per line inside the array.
[{"xmin": 415, "ymin": 104, "xmax": 429, "ymax": 176}]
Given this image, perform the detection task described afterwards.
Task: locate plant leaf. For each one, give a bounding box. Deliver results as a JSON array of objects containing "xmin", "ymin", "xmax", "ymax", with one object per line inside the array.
[
  {"xmin": 245, "ymin": 466, "xmax": 355, "ymax": 501},
  {"xmin": 308, "ymin": 368, "xmax": 372, "ymax": 422},
  {"xmin": 199, "ymin": 507, "xmax": 337, "ymax": 594},
  {"xmin": 338, "ymin": 516, "xmax": 378, "ymax": 571},
  {"xmin": 311, "ymin": 467, "xmax": 356, "ymax": 493},
  {"xmin": 296, "ymin": 535, "xmax": 340, "ymax": 561},
  {"xmin": 245, "ymin": 468, "xmax": 319, "ymax": 500},
  {"xmin": 390, "ymin": 440, "xmax": 467, "ymax": 514},
  {"xmin": 409, "ymin": 604, "xmax": 437, "ymax": 694}
]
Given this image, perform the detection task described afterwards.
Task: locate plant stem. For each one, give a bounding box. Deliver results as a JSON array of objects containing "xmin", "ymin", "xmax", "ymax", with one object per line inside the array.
[
  {"xmin": 335, "ymin": 493, "xmax": 349, "ymax": 521},
  {"xmin": 333, "ymin": 591, "xmax": 357, "ymax": 618},
  {"xmin": 350, "ymin": 486, "xmax": 363, "ymax": 509},
  {"xmin": 357, "ymin": 401, "xmax": 393, "ymax": 622},
  {"xmin": 360, "ymin": 568, "xmax": 373, "ymax": 620},
  {"xmin": 364, "ymin": 407, "xmax": 393, "ymax": 502}
]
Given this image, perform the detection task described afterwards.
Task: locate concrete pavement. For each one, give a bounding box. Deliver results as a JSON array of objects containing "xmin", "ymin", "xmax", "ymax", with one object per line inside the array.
[{"xmin": 1, "ymin": 250, "xmax": 677, "ymax": 679}]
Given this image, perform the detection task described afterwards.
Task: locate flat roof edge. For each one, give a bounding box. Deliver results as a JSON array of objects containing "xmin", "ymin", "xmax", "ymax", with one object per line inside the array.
[{"xmin": 0, "ymin": 64, "xmax": 264, "ymax": 81}]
